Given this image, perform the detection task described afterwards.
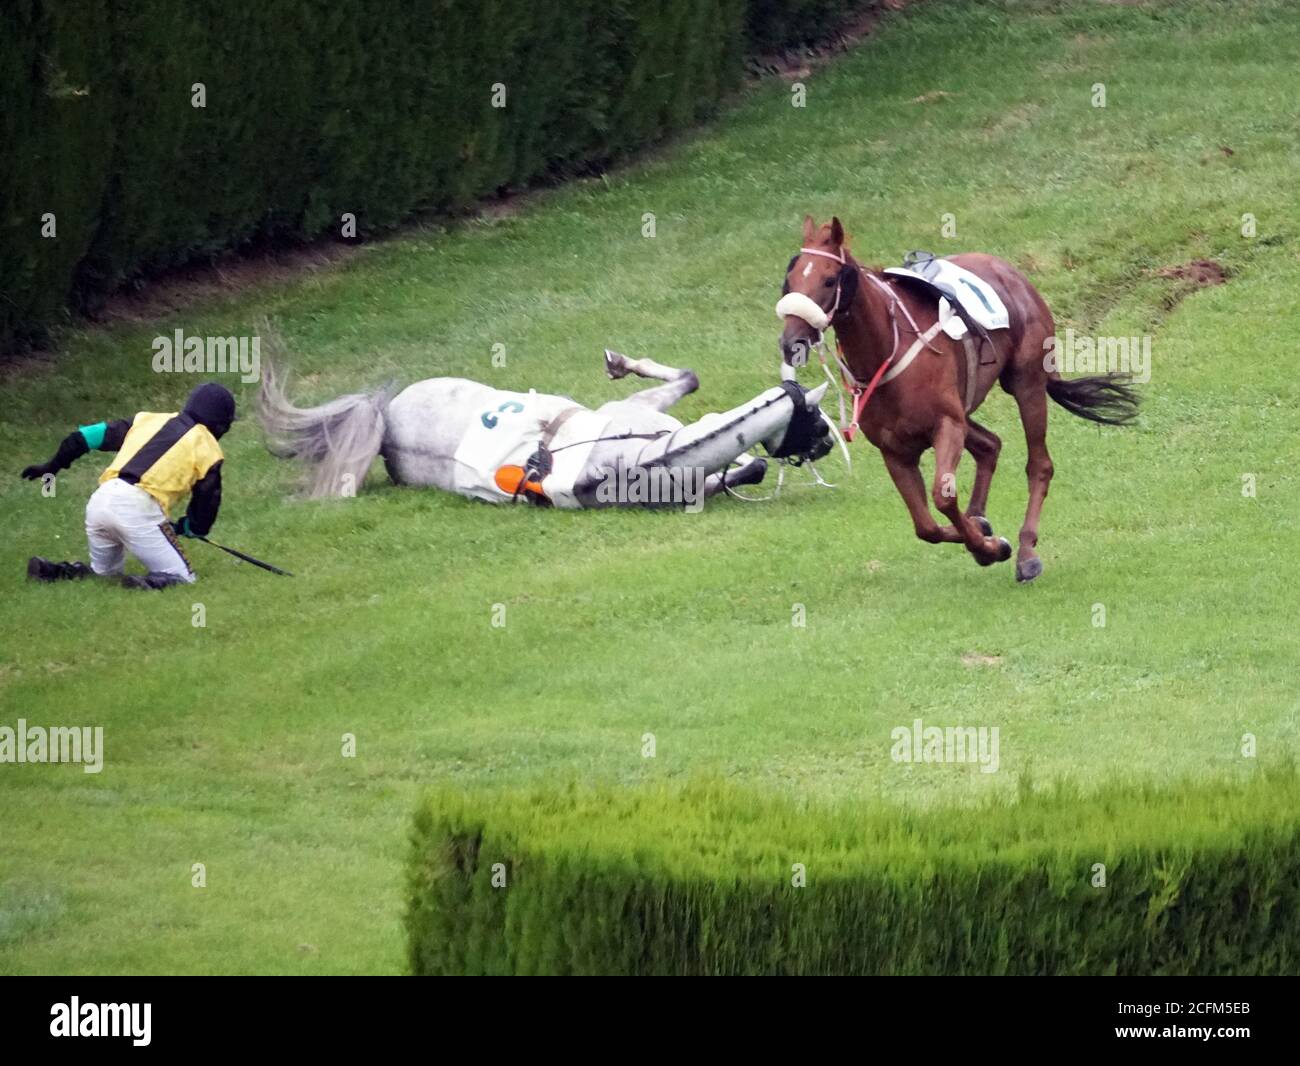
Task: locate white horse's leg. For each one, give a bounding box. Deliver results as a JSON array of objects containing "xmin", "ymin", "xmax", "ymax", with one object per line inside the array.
[
  {"xmin": 701, "ymin": 454, "xmax": 768, "ymax": 498},
  {"xmin": 603, "ymin": 349, "xmax": 698, "ymax": 411}
]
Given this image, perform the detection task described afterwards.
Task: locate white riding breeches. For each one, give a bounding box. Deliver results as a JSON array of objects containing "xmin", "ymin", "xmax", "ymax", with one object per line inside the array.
[{"xmin": 85, "ymin": 478, "xmax": 196, "ymax": 582}]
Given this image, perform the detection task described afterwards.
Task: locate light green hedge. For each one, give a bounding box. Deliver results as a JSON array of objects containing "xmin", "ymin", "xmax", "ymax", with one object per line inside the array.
[
  {"xmin": 406, "ymin": 772, "xmax": 1300, "ymax": 975},
  {"xmin": 1, "ymin": 0, "xmax": 881, "ymax": 352}
]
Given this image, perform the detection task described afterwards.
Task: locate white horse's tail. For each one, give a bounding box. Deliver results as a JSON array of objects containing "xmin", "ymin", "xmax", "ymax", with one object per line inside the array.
[{"xmin": 259, "ymin": 359, "xmax": 397, "ymax": 498}]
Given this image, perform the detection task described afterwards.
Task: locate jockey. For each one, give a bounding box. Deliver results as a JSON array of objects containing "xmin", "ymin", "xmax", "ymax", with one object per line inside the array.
[{"xmin": 22, "ymin": 382, "xmax": 236, "ymax": 589}]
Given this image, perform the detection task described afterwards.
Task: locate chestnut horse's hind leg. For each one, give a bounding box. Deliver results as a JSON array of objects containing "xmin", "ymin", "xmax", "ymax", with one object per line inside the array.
[
  {"xmin": 1007, "ymin": 380, "xmax": 1054, "ymax": 583},
  {"xmin": 931, "ymin": 417, "xmax": 1012, "ymax": 567},
  {"xmin": 603, "ymin": 350, "xmax": 699, "ymax": 412}
]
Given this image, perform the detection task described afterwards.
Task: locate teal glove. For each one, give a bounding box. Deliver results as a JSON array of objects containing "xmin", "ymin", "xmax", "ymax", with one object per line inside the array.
[{"xmin": 172, "ymin": 516, "xmax": 195, "ymax": 538}]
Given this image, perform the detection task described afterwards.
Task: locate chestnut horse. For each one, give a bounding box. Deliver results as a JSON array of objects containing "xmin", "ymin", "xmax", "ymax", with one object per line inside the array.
[{"xmin": 778, "ymin": 216, "xmax": 1138, "ymax": 581}]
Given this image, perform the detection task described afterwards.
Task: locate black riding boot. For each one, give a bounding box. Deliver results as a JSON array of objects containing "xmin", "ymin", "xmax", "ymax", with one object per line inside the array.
[
  {"xmin": 27, "ymin": 557, "xmax": 94, "ymax": 582},
  {"xmin": 121, "ymin": 572, "xmax": 189, "ymax": 590}
]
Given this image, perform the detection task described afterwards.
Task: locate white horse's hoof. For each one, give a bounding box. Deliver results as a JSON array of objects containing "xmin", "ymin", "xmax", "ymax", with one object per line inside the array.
[
  {"xmin": 728, "ymin": 458, "xmax": 767, "ymax": 488},
  {"xmin": 603, "ymin": 349, "xmax": 629, "ymax": 380}
]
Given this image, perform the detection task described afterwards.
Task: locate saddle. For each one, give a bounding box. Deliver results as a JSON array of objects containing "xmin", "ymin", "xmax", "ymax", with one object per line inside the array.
[{"xmin": 883, "ymin": 251, "xmax": 1009, "ymax": 412}]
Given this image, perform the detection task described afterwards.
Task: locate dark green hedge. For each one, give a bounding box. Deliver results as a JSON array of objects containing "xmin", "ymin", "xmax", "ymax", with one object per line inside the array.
[
  {"xmin": 406, "ymin": 773, "xmax": 1300, "ymax": 975},
  {"xmin": 745, "ymin": 0, "xmax": 877, "ymax": 53},
  {"xmin": 0, "ymin": 0, "xmax": 879, "ymax": 353},
  {"xmin": 1, "ymin": 1, "xmax": 114, "ymax": 349}
]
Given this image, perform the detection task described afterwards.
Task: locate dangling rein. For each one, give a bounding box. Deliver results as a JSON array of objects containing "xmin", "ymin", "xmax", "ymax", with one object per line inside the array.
[{"xmin": 776, "ymin": 248, "xmax": 946, "ymax": 442}]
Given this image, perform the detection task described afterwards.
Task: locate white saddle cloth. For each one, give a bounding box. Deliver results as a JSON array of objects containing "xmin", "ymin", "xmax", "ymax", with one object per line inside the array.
[
  {"xmin": 451, "ymin": 387, "xmax": 608, "ymax": 506},
  {"xmin": 883, "ymin": 258, "xmax": 1009, "ymax": 335}
]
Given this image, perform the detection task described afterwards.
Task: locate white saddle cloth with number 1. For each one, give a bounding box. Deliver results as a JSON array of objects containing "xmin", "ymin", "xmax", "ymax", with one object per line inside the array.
[{"xmin": 883, "ymin": 258, "xmax": 1009, "ymax": 339}]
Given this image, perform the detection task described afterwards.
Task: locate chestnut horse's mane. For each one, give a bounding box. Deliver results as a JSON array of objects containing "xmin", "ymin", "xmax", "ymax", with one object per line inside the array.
[{"xmin": 840, "ymin": 246, "xmax": 882, "ymax": 274}]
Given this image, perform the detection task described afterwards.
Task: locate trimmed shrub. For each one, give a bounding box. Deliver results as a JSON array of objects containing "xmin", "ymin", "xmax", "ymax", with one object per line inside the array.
[
  {"xmin": 406, "ymin": 772, "xmax": 1300, "ymax": 975},
  {"xmin": 1, "ymin": 1, "xmax": 115, "ymax": 346},
  {"xmin": 1, "ymin": 0, "xmax": 882, "ymax": 352},
  {"xmin": 745, "ymin": 0, "xmax": 876, "ymax": 53}
]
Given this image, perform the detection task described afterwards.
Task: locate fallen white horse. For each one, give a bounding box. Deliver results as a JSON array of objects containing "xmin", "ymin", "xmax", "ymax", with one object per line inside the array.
[{"xmin": 259, "ymin": 351, "xmax": 835, "ymax": 510}]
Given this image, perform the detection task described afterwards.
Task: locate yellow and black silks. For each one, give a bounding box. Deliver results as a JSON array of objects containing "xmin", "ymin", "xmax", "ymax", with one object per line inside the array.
[{"xmin": 99, "ymin": 412, "xmax": 224, "ymax": 517}]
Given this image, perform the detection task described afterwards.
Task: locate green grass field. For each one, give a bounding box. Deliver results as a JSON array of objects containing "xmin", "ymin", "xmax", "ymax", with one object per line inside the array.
[{"xmin": 2, "ymin": 0, "xmax": 1298, "ymax": 974}]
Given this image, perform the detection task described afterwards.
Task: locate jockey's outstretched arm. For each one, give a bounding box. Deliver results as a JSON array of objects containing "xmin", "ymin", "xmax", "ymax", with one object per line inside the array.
[{"xmin": 20, "ymin": 419, "xmax": 134, "ymax": 480}]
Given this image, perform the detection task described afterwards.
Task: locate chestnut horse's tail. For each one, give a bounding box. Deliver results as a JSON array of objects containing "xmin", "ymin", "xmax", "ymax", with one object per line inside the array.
[{"xmin": 1046, "ymin": 375, "xmax": 1140, "ymax": 426}]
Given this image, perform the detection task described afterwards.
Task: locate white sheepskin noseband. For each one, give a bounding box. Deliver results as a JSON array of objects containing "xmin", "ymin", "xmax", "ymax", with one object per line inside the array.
[{"xmin": 775, "ymin": 291, "xmax": 830, "ymax": 332}]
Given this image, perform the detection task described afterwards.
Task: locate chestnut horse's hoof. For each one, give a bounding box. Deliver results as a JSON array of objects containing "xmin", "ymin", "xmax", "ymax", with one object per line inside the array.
[
  {"xmin": 1016, "ymin": 555, "xmax": 1043, "ymax": 583},
  {"xmin": 974, "ymin": 516, "xmax": 993, "ymax": 537},
  {"xmin": 976, "ymin": 537, "xmax": 1012, "ymax": 566}
]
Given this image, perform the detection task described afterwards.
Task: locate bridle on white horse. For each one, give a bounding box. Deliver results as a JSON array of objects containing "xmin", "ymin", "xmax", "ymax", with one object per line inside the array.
[
  {"xmin": 722, "ymin": 380, "xmax": 851, "ymax": 502},
  {"xmin": 777, "ymin": 246, "xmax": 947, "ymax": 441}
]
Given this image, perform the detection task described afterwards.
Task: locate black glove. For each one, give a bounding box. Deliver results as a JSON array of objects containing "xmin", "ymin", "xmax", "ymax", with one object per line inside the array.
[
  {"xmin": 172, "ymin": 516, "xmax": 196, "ymax": 538},
  {"xmin": 21, "ymin": 463, "xmax": 53, "ymax": 480}
]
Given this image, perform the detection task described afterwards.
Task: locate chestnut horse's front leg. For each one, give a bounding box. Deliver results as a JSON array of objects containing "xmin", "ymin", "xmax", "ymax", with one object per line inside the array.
[
  {"xmin": 930, "ymin": 418, "xmax": 1012, "ymax": 567},
  {"xmin": 880, "ymin": 449, "xmax": 962, "ymax": 545},
  {"xmin": 963, "ymin": 417, "xmax": 1002, "ymax": 520}
]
